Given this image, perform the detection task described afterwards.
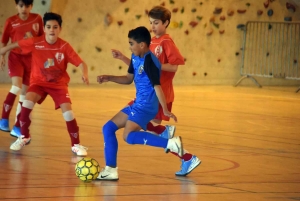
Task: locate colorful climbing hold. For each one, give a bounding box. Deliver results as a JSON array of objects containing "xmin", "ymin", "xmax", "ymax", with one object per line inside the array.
[
  {"xmin": 184, "ymin": 30, "xmax": 189, "ymax": 35},
  {"xmin": 206, "ymin": 28, "xmax": 213, "ymax": 36},
  {"xmin": 212, "ymin": 22, "xmax": 219, "ymax": 29},
  {"xmin": 213, "ymin": 7, "xmax": 223, "ymax": 14},
  {"xmin": 219, "ymin": 30, "xmax": 225, "ymax": 34},
  {"xmin": 191, "ymin": 8, "xmax": 197, "ymax": 13},
  {"xmin": 267, "ymin": 9, "xmax": 273, "ymax": 16},
  {"xmin": 192, "ymin": 72, "xmax": 197, "ymax": 76},
  {"xmin": 117, "ymin": 21, "xmax": 123, "ymax": 26},
  {"xmin": 284, "ymin": 17, "xmax": 292, "ymax": 21},
  {"xmin": 220, "ymin": 16, "xmax": 226, "ymax": 21},
  {"xmin": 237, "ymin": 24, "xmax": 246, "ymax": 29},
  {"xmin": 264, "ymin": 0, "xmax": 270, "ymax": 8},
  {"xmin": 125, "ymin": 8, "xmax": 129, "ymax": 13},
  {"xmin": 196, "ymin": 16, "xmax": 203, "ymax": 21},
  {"xmin": 172, "ymin": 8, "xmax": 178, "ymax": 13},
  {"xmin": 181, "ymin": 7, "xmax": 185, "ymax": 13},
  {"xmin": 227, "ymin": 9, "xmax": 234, "ymax": 16},
  {"xmin": 237, "ymin": 9, "xmax": 247, "ymax": 14},
  {"xmin": 135, "ymin": 15, "xmax": 141, "ymax": 19},
  {"xmin": 104, "ymin": 14, "xmax": 113, "ymax": 26},
  {"xmin": 95, "ymin": 46, "xmax": 102, "ymax": 52},
  {"xmin": 77, "ymin": 18, "xmax": 82, "ymax": 22},
  {"xmin": 189, "ymin": 21, "xmax": 198, "ymax": 28},
  {"xmin": 257, "ymin": 10, "xmax": 263, "ymax": 15},
  {"xmin": 286, "ymin": 2, "xmax": 296, "ymax": 12}
]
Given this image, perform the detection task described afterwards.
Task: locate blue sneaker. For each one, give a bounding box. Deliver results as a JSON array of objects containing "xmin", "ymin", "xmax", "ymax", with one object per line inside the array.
[
  {"xmin": 160, "ymin": 125, "xmax": 176, "ymax": 139},
  {"xmin": 10, "ymin": 126, "xmax": 21, "ymax": 138},
  {"xmin": 175, "ymin": 155, "xmax": 201, "ymax": 176},
  {"xmin": 0, "ymin": 119, "xmax": 10, "ymax": 132}
]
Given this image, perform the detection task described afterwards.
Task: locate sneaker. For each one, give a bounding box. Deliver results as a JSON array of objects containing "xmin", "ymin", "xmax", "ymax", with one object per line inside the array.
[
  {"xmin": 165, "ymin": 136, "xmax": 183, "ymax": 157},
  {"xmin": 0, "ymin": 119, "xmax": 10, "ymax": 132},
  {"xmin": 10, "ymin": 135, "xmax": 31, "ymax": 151},
  {"xmin": 10, "ymin": 126, "xmax": 21, "ymax": 138},
  {"xmin": 160, "ymin": 125, "xmax": 176, "ymax": 139},
  {"xmin": 175, "ymin": 155, "xmax": 201, "ymax": 176},
  {"xmin": 96, "ymin": 166, "xmax": 119, "ymax": 181},
  {"xmin": 71, "ymin": 144, "xmax": 88, "ymax": 156}
]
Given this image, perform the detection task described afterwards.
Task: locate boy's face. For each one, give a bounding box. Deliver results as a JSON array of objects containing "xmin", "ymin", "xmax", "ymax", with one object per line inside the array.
[
  {"xmin": 129, "ymin": 38, "xmax": 143, "ymax": 57},
  {"xmin": 44, "ymin": 20, "xmax": 61, "ymax": 42},
  {"xmin": 16, "ymin": 1, "xmax": 32, "ymax": 19},
  {"xmin": 149, "ymin": 17, "xmax": 168, "ymax": 37}
]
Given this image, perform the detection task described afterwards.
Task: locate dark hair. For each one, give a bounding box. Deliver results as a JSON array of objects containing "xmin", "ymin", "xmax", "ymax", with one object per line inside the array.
[
  {"xmin": 43, "ymin": 12, "xmax": 62, "ymax": 27},
  {"xmin": 15, "ymin": 0, "xmax": 34, "ymax": 5},
  {"xmin": 128, "ymin": 26, "xmax": 151, "ymax": 46},
  {"xmin": 148, "ymin": 6, "xmax": 171, "ymax": 27}
]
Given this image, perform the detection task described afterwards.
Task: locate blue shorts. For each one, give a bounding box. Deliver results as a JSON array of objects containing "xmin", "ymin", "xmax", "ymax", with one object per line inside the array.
[{"xmin": 121, "ymin": 104, "xmax": 157, "ymax": 130}]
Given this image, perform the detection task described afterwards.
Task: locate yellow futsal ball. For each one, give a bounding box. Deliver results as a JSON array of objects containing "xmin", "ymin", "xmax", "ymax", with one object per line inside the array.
[{"xmin": 75, "ymin": 157, "xmax": 100, "ymax": 182}]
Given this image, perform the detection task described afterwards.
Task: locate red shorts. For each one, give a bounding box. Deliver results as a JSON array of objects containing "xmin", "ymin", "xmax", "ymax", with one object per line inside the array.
[
  {"xmin": 127, "ymin": 99, "xmax": 173, "ymax": 121},
  {"xmin": 28, "ymin": 85, "xmax": 72, "ymax": 110},
  {"xmin": 8, "ymin": 52, "xmax": 32, "ymax": 85}
]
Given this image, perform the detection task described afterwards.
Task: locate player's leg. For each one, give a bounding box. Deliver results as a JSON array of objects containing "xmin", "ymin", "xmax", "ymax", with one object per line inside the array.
[
  {"xmin": 97, "ymin": 110, "xmax": 128, "ymax": 181},
  {"xmin": 11, "ymin": 55, "xmax": 31, "ymax": 137},
  {"xmin": 0, "ymin": 52, "xmax": 24, "ymax": 132},
  {"xmin": 10, "ymin": 89, "xmax": 42, "ymax": 151}
]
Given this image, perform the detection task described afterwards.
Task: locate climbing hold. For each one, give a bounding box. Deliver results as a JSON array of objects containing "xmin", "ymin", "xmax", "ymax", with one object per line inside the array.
[
  {"xmin": 117, "ymin": 21, "xmax": 123, "ymax": 26},
  {"xmin": 184, "ymin": 58, "xmax": 187, "ymax": 62},
  {"xmin": 41, "ymin": 0, "xmax": 46, "ymax": 5},
  {"xmin": 218, "ymin": 59, "xmax": 221, "ymax": 62},
  {"xmin": 220, "ymin": 16, "xmax": 226, "ymax": 21},
  {"xmin": 91, "ymin": 66, "xmax": 95, "ymax": 71},
  {"xmin": 77, "ymin": 18, "xmax": 82, "ymax": 22},
  {"xmin": 213, "ymin": 7, "xmax": 223, "ymax": 14},
  {"xmin": 120, "ymin": 0, "xmax": 126, "ymax": 2},
  {"xmin": 286, "ymin": 2, "xmax": 296, "ymax": 12},
  {"xmin": 204, "ymin": 23, "xmax": 207, "ymax": 28},
  {"xmin": 125, "ymin": 8, "xmax": 129, "ymax": 13},
  {"xmin": 267, "ymin": 9, "xmax": 273, "ymax": 16},
  {"xmin": 170, "ymin": 0, "xmax": 175, "ymax": 4},
  {"xmin": 184, "ymin": 30, "xmax": 189, "ymax": 35},
  {"xmin": 206, "ymin": 28, "xmax": 213, "ymax": 36},
  {"xmin": 235, "ymin": 52, "xmax": 240, "ymax": 56},
  {"xmin": 237, "ymin": 9, "xmax": 247, "ymax": 14},
  {"xmin": 192, "ymin": 72, "xmax": 197, "ymax": 76},
  {"xmin": 257, "ymin": 10, "xmax": 263, "ymax": 15},
  {"xmin": 95, "ymin": 46, "xmax": 102, "ymax": 52},
  {"xmin": 169, "ymin": 21, "xmax": 179, "ymax": 28},
  {"xmin": 246, "ymin": 3, "xmax": 251, "ymax": 7},
  {"xmin": 200, "ymin": 2, "xmax": 203, "ymax": 5},
  {"xmin": 145, "ymin": 10, "xmax": 149, "ymax": 15},
  {"xmin": 264, "ymin": 0, "xmax": 270, "ymax": 8},
  {"xmin": 204, "ymin": 72, "xmax": 207, "ymax": 76},
  {"xmin": 196, "ymin": 16, "xmax": 203, "ymax": 21},
  {"xmin": 181, "ymin": 7, "xmax": 185, "ymax": 13},
  {"xmin": 104, "ymin": 14, "xmax": 113, "ymax": 26},
  {"xmin": 219, "ymin": 30, "xmax": 225, "ymax": 34},
  {"xmin": 209, "ymin": 16, "xmax": 215, "ymax": 22},
  {"xmin": 160, "ymin": 2, "xmax": 165, "ymax": 6},
  {"xmin": 212, "ymin": 22, "xmax": 219, "ymax": 29},
  {"xmin": 119, "ymin": 66, "xmax": 122, "ymax": 70},
  {"xmin": 294, "ymin": 59, "xmax": 298, "ymax": 64},
  {"xmin": 135, "ymin": 15, "xmax": 141, "ymax": 19},
  {"xmin": 189, "ymin": 21, "xmax": 198, "ymax": 28},
  {"xmin": 179, "ymin": 21, "xmax": 183, "ymax": 28},
  {"xmin": 77, "ymin": 48, "xmax": 81, "ymax": 53},
  {"xmin": 191, "ymin": 8, "xmax": 197, "ymax": 13},
  {"xmin": 266, "ymin": 52, "xmax": 269, "ymax": 56},
  {"xmin": 227, "ymin": 9, "xmax": 234, "ymax": 16},
  {"xmin": 268, "ymin": 24, "xmax": 272, "ymax": 30},
  {"xmin": 172, "ymin": 8, "xmax": 178, "ymax": 13},
  {"xmin": 284, "ymin": 17, "xmax": 292, "ymax": 21},
  {"xmin": 237, "ymin": 24, "xmax": 246, "ymax": 29}
]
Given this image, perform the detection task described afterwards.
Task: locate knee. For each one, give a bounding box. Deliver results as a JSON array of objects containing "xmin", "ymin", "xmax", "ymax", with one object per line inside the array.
[
  {"xmin": 123, "ymin": 131, "xmax": 129, "ymax": 142},
  {"xmin": 102, "ymin": 120, "xmax": 118, "ymax": 137}
]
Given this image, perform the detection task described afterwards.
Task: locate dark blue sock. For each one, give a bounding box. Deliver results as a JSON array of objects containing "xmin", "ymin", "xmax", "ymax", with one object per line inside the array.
[
  {"xmin": 126, "ymin": 131, "xmax": 168, "ymax": 148},
  {"xmin": 102, "ymin": 120, "xmax": 118, "ymax": 167}
]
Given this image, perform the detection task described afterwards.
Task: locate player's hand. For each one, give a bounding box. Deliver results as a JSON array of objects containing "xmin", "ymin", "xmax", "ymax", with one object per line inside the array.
[
  {"xmin": 0, "ymin": 55, "xmax": 5, "ymax": 71},
  {"xmin": 111, "ymin": 49, "xmax": 124, "ymax": 60},
  {"xmin": 163, "ymin": 110, "xmax": 178, "ymax": 122},
  {"xmin": 97, "ymin": 75, "xmax": 110, "ymax": 84},
  {"xmin": 82, "ymin": 74, "xmax": 89, "ymax": 85}
]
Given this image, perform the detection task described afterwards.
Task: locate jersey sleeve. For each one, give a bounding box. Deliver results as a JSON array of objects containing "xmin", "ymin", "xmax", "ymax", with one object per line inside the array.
[
  {"xmin": 144, "ymin": 54, "xmax": 160, "ymax": 86},
  {"xmin": 18, "ymin": 38, "xmax": 34, "ymax": 54},
  {"xmin": 37, "ymin": 15, "xmax": 44, "ymax": 36},
  {"xmin": 162, "ymin": 39, "xmax": 185, "ymax": 65},
  {"xmin": 1, "ymin": 19, "xmax": 11, "ymax": 44},
  {"xmin": 65, "ymin": 43, "xmax": 83, "ymax": 67},
  {"xmin": 127, "ymin": 58, "xmax": 134, "ymax": 74}
]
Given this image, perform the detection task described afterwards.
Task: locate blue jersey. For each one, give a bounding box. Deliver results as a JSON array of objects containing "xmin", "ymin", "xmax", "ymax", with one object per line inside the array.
[{"xmin": 128, "ymin": 51, "xmax": 161, "ymax": 112}]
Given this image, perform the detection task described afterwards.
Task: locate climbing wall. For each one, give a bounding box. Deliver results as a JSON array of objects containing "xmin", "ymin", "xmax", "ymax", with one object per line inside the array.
[{"xmin": 0, "ymin": 0, "xmax": 299, "ymax": 85}]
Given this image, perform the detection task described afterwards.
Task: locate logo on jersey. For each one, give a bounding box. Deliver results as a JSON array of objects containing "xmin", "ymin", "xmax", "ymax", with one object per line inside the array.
[
  {"xmin": 154, "ymin": 45, "xmax": 163, "ymax": 57},
  {"xmin": 138, "ymin": 65, "xmax": 144, "ymax": 74},
  {"xmin": 132, "ymin": 58, "xmax": 136, "ymax": 64},
  {"xmin": 55, "ymin": 52, "xmax": 64, "ymax": 64},
  {"xmin": 70, "ymin": 132, "xmax": 78, "ymax": 138},
  {"xmin": 66, "ymin": 93, "xmax": 70, "ymax": 98},
  {"xmin": 32, "ymin": 23, "xmax": 39, "ymax": 34},
  {"xmin": 35, "ymin": 45, "xmax": 45, "ymax": 49},
  {"xmin": 44, "ymin": 58, "xmax": 54, "ymax": 68},
  {"xmin": 12, "ymin": 23, "xmax": 20, "ymax": 27},
  {"xmin": 24, "ymin": 32, "xmax": 33, "ymax": 39},
  {"xmin": 3, "ymin": 104, "xmax": 11, "ymax": 112}
]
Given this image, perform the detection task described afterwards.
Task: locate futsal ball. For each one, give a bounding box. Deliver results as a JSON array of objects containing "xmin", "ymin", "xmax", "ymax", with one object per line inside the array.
[{"xmin": 75, "ymin": 157, "xmax": 100, "ymax": 182}]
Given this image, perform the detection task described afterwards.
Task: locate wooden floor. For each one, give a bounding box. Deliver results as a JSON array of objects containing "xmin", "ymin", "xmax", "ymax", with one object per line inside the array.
[{"xmin": 0, "ymin": 84, "xmax": 299, "ymax": 201}]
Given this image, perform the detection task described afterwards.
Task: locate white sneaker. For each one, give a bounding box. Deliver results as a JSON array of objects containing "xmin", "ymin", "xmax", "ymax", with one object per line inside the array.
[
  {"xmin": 96, "ymin": 166, "xmax": 119, "ymax": 181},
  {"xmin": 71, "ymin": 144, "xmax": 88, "ymax": 156},
  {"xmin": 166, "ymin": 136, "xmax": 183, "ymax": 157},
  {"xmin": 10, "ymin": 135, "xmax": 31, "ymax": 151}
]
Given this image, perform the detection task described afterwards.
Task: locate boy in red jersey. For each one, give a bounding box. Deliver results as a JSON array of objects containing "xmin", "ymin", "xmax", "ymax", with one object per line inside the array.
[
  {"xmin": 0, "ymin": 0, "xmax": 43, "ymax": 137},
  {"xmin": 0, "ymin": 12, "xmax": 89, "ymax": 156},
  {"xmin": 111, "ymin": 6, "xmax": 200, "ymax": 176}
]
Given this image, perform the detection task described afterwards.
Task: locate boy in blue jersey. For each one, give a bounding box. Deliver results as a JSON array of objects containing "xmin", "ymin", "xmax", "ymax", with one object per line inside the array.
[{"xmin": 96, "ymin": 26, "xmax": 183, "ymax": 181}]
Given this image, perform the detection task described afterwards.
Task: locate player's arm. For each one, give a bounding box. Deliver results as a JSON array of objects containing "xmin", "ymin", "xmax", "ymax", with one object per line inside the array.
[
  {"xmin": 0, "ymin": 42, "xmax": 8, "ymax": 70},
  {"xmin": 161, "ymin": 63, "xmax": 178, "ymax": 72},
  {"xmin": 78, "ymin": 61, "xmax": 89, "ymax": 85},
  {"xmin": 111, "ymin": 49, "xmax": 131, "ymax": 66},
  {"xmin": 160, "ymin": 40, "xmax": 184, "ymax": 72},
  {"xmin": 97, "ymin": 73, "xmax": 134, "ymax": 85},
  {"xmin": 0, "ymin": 42, "xmax": 19, "ymax": 55}
]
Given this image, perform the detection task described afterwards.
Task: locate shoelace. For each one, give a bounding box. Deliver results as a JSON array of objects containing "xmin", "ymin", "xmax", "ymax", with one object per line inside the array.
[
  {"xmin": 17, "ymin": 135, "xmax": 27, "ymax": 146},
  {"xmin": 74, "ymin": 144, "xmax": 88, "ymax": 150}
]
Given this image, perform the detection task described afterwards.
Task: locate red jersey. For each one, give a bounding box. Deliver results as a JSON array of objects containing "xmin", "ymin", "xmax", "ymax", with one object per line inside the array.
[
  {"xmin": 18, "ymin": 36, "xmax": 83, "ymax": 89},
  {"xmin": 1, "ymin": 13, "xmax": 44, "ymax": 54},
  {"xmin": 150, "ymin": 34, "xmax": 184, "ymax": 103}
]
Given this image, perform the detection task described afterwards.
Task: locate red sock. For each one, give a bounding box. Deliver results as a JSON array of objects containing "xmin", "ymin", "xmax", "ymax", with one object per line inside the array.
[
  {"xmin": 66, "ymin": 119, "xmax": 80, "ymax": 146},
  {"xmin": 171, "ymin": 152, "xmax": 193, "ymax": 161},
  {"xmin": 146, "ymin": 122, "xmax": 166, "ymax": 134},
  {"xmin": 19, "ymin": 107, "xmax": 32, "ymax": 138},
  {"xmin": 1, "ymin": 92, "xmax": 17, "ymax": 119},
  {"xmin": 15, "ymin": 101, "xmax": 23, "ymax": 127}
]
